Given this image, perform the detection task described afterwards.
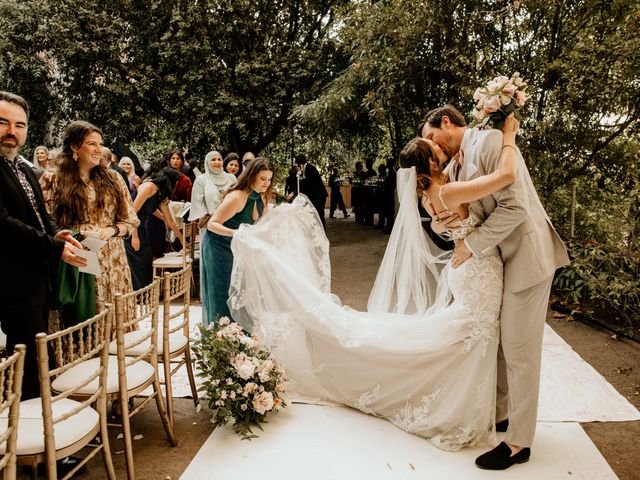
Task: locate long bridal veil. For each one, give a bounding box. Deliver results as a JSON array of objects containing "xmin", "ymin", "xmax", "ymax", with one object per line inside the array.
[{"xmin": 367, "ymin": 167, "xmax": 451, "ymax": 315}]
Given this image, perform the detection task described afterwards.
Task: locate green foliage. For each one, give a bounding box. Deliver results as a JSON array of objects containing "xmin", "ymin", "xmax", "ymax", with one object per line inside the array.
[
  {"xmin": 1, "ymin": 0, "xmax": 349, "ymax": 157},
  {"xmin": 554, "ymin": 239, "xmax": 639, "ymax": 338},
  {"xmin": 2, "ymin": 0, "xmax": 639, "ymax": 333}
]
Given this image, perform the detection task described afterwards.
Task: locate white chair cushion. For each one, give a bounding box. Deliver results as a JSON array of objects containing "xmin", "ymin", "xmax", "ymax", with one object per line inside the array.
[
  {"xmin": 108, "ymin": 330, "xmax": 189, "ymax": 356},
  {"xmin": 0, "ymin": 398, "xmax": 98, "ymax": 455},
  {"xmin": 153, "ymin": 255, "xmax": 193, "ymax": 267},
  {"xmin": 51, "ymin": 356, "xmax": 154, "ymax": 395}
]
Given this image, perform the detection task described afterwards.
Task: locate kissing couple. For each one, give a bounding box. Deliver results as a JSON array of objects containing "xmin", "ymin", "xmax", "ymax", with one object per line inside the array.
[{"xmin": 227, "ymin": 104, "xmax": 569, "ymax": 471}]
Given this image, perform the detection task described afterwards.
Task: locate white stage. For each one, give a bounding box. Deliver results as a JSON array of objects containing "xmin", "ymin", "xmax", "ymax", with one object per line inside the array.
[
  {"xmin": 180, "ymin": 404, "xmax": 619, "ymax": 480},
  {"xmin": 172, "ymin": 305, "xmax": 637, "ymax": 479}
]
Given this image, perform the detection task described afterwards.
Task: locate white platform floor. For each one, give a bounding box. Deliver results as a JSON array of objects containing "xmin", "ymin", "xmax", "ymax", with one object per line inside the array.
[{"xmin": 180, "ymin": 403, "xmax": 618, "ymax": 480}]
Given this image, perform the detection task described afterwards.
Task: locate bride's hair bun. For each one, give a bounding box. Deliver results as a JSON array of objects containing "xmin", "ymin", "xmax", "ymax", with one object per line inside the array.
[{"xmin": 398, "ymin": 137, "xmax": 435, "ymax": 193}]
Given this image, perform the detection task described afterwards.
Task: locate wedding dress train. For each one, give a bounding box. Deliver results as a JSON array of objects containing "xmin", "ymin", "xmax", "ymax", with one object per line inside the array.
[{"xmin": 228, "ymin": 168, "xmax": 502, "ymax": 451}]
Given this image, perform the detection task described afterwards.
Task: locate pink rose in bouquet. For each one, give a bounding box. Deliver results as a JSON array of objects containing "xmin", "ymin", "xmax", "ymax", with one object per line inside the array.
[
  {"xmin": 193, "ymin": 317, "xmax": 288, "ymax": 440},
  {"xmin": 471, "ymin": 72, "xmax": 529, "ymax": 129}
]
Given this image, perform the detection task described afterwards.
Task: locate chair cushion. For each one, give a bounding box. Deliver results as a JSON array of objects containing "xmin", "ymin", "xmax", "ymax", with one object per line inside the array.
[
  {"xmin": 153, "ymin": 255, "xmax": 193, "ymax": 267},
  {"xmin": 51, "ymin": 356, "xmax": 155, "ymax": 395},
  {"xmin": 0, "ymin": 398, "xmax": 99, "ymax": 455},
  {"xmin": 108, "ymin": 330, "xmax": 189, "ymax": 356}
]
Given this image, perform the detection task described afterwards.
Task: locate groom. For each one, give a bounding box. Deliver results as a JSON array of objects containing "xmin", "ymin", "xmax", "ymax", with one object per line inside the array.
[{"xmin": 420, "ymin": 105, "xmax": 569, "ymax": 470}]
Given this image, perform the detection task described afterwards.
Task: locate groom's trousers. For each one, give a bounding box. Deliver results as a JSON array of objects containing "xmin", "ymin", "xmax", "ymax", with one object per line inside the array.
[{"xmin": 495, "ymin": 275, "xmax": 554, "ymax": 448}]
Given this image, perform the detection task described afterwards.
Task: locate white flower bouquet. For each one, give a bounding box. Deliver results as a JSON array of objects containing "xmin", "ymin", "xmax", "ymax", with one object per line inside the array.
[
  {"xmin": 471, "ymin": 72, "xmax": 530, "ymax": 129},
  {"xmin": 193, "ymin": 317, "xmax": 288, "ymax": 439}
]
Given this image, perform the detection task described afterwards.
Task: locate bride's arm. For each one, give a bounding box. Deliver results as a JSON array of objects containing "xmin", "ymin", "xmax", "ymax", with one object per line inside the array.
[
  {"xmin": 207, "ymin": 191, "xmax": 245, "ymax": 237},
  {"xmin": 442, "ymin": 114, "xmax": 519, "ymax": 206}
]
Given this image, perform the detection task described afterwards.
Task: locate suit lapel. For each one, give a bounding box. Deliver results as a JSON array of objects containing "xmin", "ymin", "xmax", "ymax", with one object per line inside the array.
[{"xmin": 459, "ymin": 128, "xmax": 481, "ymax": 181}]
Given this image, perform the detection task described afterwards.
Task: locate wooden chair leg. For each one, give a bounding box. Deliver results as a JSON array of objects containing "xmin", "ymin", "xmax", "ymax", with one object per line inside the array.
[
  {"xmin": 185, "ymin": 347, "xmax": 200, "ymax": 408},
  {"xmin": 163, "ymin": 357, "xmax": 174, "ymax": 429},
  {"xmin": 153, "ymin": 373, "xmax": 177, "ymax": 446},
  {"xmin": 119, "ymin": 394, "xmax": 136, "ymax": 480},
  {"xmin": 99, "ymin": 402, "xmax": 117, "ymax": 480}
]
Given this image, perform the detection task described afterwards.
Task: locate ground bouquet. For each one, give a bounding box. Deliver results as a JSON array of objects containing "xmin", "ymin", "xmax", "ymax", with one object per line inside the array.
[
  {"xmin": 192, "ymin": 317, "xmax": 288, "ymax": 439},
  {"xmin": 471, "ymin": 72, "xmax": 529, "ymax": 129}
]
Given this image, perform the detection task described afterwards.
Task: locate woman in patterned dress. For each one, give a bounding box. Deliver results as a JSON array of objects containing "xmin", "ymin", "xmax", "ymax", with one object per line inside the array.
[{"xmin": 40, "ymin": 121, "xmax": 139, "ymax": 318}]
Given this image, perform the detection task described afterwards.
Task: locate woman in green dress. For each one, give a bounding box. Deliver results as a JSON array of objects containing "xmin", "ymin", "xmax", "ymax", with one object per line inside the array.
[{"xmin": 201, "ymin": 157, "xmax": 275, "ymax": 327}]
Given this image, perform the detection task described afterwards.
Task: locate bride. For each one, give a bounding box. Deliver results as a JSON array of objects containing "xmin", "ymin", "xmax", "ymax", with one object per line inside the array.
[{"xmin": 227, "ymin": 116, "xmax": 519, "ymax": 451}]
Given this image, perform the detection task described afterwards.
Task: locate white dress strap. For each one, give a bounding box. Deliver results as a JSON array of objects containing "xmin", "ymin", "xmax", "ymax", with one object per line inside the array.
[{"xmin": 438, "ymin": 187, "xmax": 450, "ymax": 211}]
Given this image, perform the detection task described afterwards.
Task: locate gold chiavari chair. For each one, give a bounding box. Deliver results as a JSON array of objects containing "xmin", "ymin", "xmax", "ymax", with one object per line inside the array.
[
  {"xmin": 17, "ymin": 309, "xmax": 115, "ymax": 479},
  {"xmin": 0, "ymin": 345, "xmax": 26, "ymax": 480},
  {"xmin": 110, "ymin": 279, "xmax": 177, "ymax": 479}
]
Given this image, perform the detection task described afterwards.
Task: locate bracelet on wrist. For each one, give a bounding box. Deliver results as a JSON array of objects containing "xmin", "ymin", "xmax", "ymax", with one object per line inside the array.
[
  {"xmin": 111, "ymin": 225, "xmax": 120, "ymax": 237},
  {"xmin": 502, "ymin": 144, "xmax": 517, "ymax": 153}
]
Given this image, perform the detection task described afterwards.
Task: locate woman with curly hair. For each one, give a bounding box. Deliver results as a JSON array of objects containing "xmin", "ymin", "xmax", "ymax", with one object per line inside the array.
[{"xmin": 40, "ymin": 121, "xmax": 139, "ymax": 319}]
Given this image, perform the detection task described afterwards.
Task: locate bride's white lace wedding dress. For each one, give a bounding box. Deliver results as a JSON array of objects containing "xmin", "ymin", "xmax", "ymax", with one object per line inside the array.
[{"xmin": 228, "ymin": 168, "xmax": 502, "ymax": 451}]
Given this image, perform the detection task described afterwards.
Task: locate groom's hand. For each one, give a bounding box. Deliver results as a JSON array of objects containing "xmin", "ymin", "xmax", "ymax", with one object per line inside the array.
[
  {"xmin": 431, "ymin": 211, "xmax": 459, "ymax": 236},
  {"xmin": 452, "ymin": 240, "xmax": 472, "ymax": 268}
]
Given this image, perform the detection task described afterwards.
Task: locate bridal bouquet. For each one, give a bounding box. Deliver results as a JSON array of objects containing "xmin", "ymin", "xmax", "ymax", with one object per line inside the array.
[
  {"xmin": 471, "ymin": 72, "xmax": 530, "ymax": 129},
  {"xmin": 193, "ymin": 317, "xmax": 288, "ymax": 440}
]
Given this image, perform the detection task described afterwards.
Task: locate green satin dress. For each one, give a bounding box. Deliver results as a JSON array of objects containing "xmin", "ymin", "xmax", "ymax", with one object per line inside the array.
[{"xmin": 201, "ymin": 191, "xmax": 264, "ymax": 327}]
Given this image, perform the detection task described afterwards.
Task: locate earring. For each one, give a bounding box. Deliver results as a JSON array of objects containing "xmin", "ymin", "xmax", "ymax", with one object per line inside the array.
[{"xmin": 73, "ymin": 152, "xmax": 78, "ymax": 162}]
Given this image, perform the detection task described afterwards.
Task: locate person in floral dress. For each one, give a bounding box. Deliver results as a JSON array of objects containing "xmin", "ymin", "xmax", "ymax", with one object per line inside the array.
[{"xmin": 40, "ymin": 121, "xmax": 139, "ymax": 318}]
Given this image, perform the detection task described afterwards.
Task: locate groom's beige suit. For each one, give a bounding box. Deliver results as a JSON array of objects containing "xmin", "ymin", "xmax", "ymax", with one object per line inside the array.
[{"xmin": 457, "ymin": 127, "xmax": 569, "ymax": 447}]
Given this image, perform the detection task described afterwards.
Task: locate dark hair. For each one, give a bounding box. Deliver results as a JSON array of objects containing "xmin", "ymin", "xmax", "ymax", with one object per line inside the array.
[
  {"xmin": 54, "ymin": 121, "xmax": 129, "ymax": 227},
  {"xmin": 225, "ymin": 156, "xmax": 275, "ymax": 201},
  {"xmin": 155, "ymin": 167, "xmax": 181, "ymax": 200},
  {"xmin": 164, "ymin": 148, "xmax": 185, "ymax": 168},
  {"xmin": 398, "ymin": 137, "xmax": 438, "ymax": 194},
  {"xmin": 294, "ymin": 154, "xmax": 307, "ymax": 165},
  {"xmin": 223, "ymin": 152, "xmax": 242, "ymax": 176},
  {"xmin": 142, "ymin": 158, "xmax": 181, "ymax": 200},
  {"xmin": 417, "ymin": 105, "xmax": 467, "ymax": 137},
  {"xmin": 0, "ymin": 91, "xmax": 29, "ymax": 121}
]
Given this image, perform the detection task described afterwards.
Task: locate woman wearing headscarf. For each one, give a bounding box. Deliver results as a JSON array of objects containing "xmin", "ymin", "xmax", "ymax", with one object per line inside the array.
[{"xmin": 189, "ymin": 150, "xmax": 237, "ymax": 230}]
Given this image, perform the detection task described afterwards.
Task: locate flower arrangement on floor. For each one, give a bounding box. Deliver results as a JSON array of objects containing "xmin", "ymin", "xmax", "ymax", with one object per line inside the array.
[
  {"xmin": 471, "ymin": 72, "xmax": 530, "ymax": 129},
  {"xmin": 192, "ymin": 317, "xmax": 288, "ymax": 440}
]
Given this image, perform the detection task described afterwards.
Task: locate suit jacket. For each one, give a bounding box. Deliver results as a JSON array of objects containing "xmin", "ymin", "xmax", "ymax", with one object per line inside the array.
[
  {"xmin": 300, "ymin": 162, "xmax": 328, "ymax": 205},
  {"xmin": 459, "ymin": 128, "xmax": 569, "ymax": 292},
  {"xmin": 0, "ymin": 158, "xmax": 65, "ymax": 302}
]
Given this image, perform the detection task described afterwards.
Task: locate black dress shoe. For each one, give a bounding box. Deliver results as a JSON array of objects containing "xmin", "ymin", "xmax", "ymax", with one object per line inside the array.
[
  {"xmin": 475, "ymin": 442, "xmax": 530, "ymax": 470},
  {"xmin": 496, "ymin": 418, "xmax": 509, "ymax": 432}
]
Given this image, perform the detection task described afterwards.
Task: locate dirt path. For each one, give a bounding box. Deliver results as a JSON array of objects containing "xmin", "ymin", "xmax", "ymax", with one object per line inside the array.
[{"xmin": 60, "ymin": 216, "xmax": 638, "ymax": 480}]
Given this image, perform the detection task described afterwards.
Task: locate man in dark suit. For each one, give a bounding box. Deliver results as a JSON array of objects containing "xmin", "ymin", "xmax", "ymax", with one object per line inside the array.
[
  {"xmin": 295, "ymin": 154, "xmax": 328, "ymax": 229},
  {"xmin": 0, "ymin": 91, "xmax": 86, "ymax": 399}
]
